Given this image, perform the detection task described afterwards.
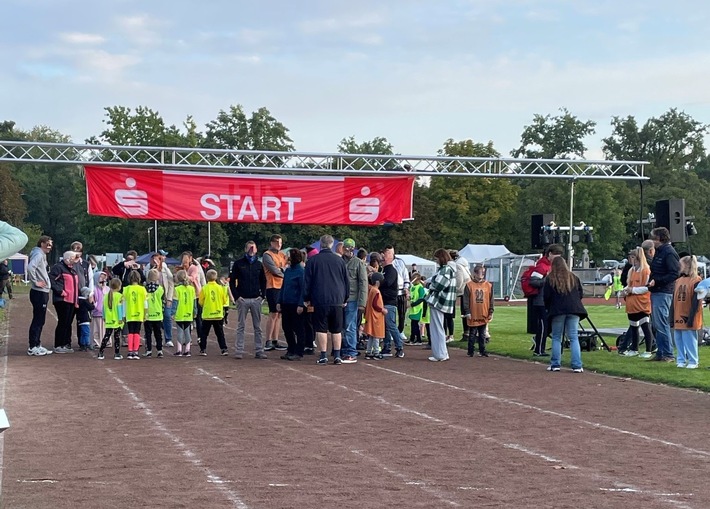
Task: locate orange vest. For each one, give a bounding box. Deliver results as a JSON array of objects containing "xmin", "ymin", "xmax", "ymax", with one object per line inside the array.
[
  {"xmin": 263, "ymin": 250, "xmax": 287, "ymax": 290},
  {"xmin": 364, "ymin": 286, "xmax": 385, "ymax": 338},
  {"xmin": 465, "ymin": 280, "xmax": 492, "ymax": 327},
  {"xmin": 673, "ymin": 275, "xmax": 702, "ymax": 330},
  {"xmin": 625, "ymin": 267, "xmax": 651, "ymax": 315}
]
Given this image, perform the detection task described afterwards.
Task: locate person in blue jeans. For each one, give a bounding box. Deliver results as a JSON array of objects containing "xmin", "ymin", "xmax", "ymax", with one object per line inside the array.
[
  {"xmin": 647, "ymin": 227, "xmax": 680, "ymax": 361},
  {"xmin": 340, "ymin": 238, "xmax": 367, "ymax": 363},
  {"xmin": 543, "ymin": 256, "xmax": 587, "ymax": 373}
]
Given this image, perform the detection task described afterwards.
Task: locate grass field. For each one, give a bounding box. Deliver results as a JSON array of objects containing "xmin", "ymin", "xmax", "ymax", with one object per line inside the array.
[{"xmin": 455, "ymin": 304, "xmax": 710, "ymax": 391}]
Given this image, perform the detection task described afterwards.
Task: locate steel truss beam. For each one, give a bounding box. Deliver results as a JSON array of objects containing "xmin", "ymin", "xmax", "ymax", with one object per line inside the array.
[{"xmin": 0, "ymin": 141, "xmax": 648, "ymax": 180}]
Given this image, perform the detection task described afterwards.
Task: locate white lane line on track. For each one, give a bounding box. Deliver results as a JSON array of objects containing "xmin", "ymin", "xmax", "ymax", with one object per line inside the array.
[
  {"xmin": 107, "ymin": 368, "xmax": 249, "ymax": 509},
  {"xmin": 197, "ymin": 367, "xmax": 462, "ymax": 507},
  {"xmin": 0, "ymin": 314, "xmax": 9, "ymax": 500},
  {"xmin": 284, "ymin": 366, "xmax": 695, "ymax": 509},
  {"xmin": 350, "ymin": 450, "xmax": 460, "ymax": 507},
  {"xmin": 365, "ymin": 363, "xmax": 710, "ymax": 459}
]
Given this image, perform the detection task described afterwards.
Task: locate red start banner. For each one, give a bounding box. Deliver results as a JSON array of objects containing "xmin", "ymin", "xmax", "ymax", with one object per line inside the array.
[{"xmin": 84, "ymin": 166, "xmax": 415, "ymax": 226}]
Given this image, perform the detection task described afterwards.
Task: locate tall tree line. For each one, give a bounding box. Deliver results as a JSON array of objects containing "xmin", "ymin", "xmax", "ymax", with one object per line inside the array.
[{"xmin": 1, "ymin": 106, "xmax": 708, "ymax": 265}]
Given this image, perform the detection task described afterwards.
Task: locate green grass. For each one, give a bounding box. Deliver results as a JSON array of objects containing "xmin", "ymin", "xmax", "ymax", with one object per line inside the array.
[{"xmin": 450, "ymin": 304, "xmax": 710, "ymax": 391}]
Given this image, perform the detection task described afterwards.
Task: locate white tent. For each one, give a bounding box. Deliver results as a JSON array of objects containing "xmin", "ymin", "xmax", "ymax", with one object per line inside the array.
[
  {"xmin": 457, "ymin": 244, "xmax": 540, "ymax": 300},
  {"xmin": 397, "ymin": 254, "xmax": 436, "ymax": 278},
  {"xmin": 7, "ymin": 252, "xmax": 28, "ymax": 282},
  {"xmin": 458, "ymin": 244, "xmax": 511, "ymax": 263}
]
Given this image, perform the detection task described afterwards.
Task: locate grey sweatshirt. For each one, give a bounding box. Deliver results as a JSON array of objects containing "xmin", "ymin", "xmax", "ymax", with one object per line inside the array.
[{"xmin": 28, "ymin": 246, "xmax": 50, "ymax": 293}]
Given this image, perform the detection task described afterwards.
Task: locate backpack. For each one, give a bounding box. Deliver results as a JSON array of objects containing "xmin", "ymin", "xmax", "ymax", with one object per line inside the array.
[{"xmin": 521, "ymin": 265, "xmax": 538, "ymax": 298}]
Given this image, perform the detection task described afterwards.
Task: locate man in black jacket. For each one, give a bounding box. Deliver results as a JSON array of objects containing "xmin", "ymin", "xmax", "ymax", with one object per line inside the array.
[
  {"xmin": 303, "ymin": 235, "xmax": 349, "ymax": 365},
  {"xmin": 648, "ymin": 227, "xmax": 680, "ymax": 362},
  {"xmin": 229, "ymin": 241, "xmax": 267, "ymax": 359}
]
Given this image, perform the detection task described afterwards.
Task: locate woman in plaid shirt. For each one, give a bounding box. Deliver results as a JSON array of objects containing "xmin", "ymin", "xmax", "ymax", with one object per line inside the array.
[{"xmin": 425, "ymin": 249, "xmax": 457, "ymax": 361}]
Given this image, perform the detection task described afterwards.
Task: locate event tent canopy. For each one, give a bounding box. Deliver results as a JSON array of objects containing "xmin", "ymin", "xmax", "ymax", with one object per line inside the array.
[
  {"xmin": 7, "ymin": 252, "xmax": 28, "ymax": 281},
  {"xmin": 457, "ymin": 244, "xmax": 512, "ymax": 263},
  {"xmin": 397, "ymin": 254, "xmax": 436, "ymax": 278}
]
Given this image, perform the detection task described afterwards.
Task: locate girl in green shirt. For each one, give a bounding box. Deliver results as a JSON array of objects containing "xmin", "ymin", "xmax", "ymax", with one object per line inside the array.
[{"xmin": 99, "ymin": 278, "xmax": 124, "ymax": 360}]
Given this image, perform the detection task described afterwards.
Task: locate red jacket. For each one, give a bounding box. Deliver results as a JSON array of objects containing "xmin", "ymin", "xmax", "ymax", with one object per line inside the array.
[{"xmin": 49, "ymin": 261, "xmax": 79, "ymax": 307}]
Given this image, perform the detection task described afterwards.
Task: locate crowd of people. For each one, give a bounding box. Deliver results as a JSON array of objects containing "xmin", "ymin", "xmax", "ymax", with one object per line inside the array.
[
  {"xmin": 526, "ymin": 226, "xmax": 704, "ymax": 372},
  {"xmin": 15, "ymin": 225, "xmax": 704, "ymax": 371},
  {"xmin": 20, "ymin": 233, "xmax": 498, "ymax": 365}
]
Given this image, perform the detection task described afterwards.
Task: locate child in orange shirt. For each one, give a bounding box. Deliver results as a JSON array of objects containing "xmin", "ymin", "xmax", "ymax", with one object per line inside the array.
[
  {"xmin": 673, "ymin": 255, "xmax": 702, "ymax": 369},
  {"xmin": 364, "ymin": 272, "xmax": 386, "ymax": 360},
  {"xmin": 462, "ymin": 265, "xmax": 494, "ymax": 357}
]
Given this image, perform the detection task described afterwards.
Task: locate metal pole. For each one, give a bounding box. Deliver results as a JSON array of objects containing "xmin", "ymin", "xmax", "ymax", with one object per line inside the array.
[
  {"xmin": 639, "ymin": 181, "xmax": 646, "ymax": 239},
  {"xmin": 568, "ymin": 180, "xmax": 575, "ymax": 267},
  {"xmin": 147, "ymin": 227, "xmax": 153, "ymax": 252},
  {"xmin": 154, "ymin": 220, "xmax": 158, "ymax": 253},
  {"xmin": 208, "ymin": 222, "xmax": 212, "ymax": 255}
]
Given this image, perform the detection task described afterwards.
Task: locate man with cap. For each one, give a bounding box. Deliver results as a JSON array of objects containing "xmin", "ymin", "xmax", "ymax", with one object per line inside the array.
[{"xmin": 341, "ymin": 238, "xmax": 367, "ymax": 363}]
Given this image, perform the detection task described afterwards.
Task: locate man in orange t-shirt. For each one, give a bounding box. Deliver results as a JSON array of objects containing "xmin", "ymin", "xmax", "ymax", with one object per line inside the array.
[{"xmin": 263, "ymin": 234, "xmax": 288, "ymax": 351}]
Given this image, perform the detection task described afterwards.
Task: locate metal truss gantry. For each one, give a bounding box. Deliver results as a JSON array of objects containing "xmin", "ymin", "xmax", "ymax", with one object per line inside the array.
[{"xmin": 0, "ymin": 141, "xmax": 648, "ymax": 180}]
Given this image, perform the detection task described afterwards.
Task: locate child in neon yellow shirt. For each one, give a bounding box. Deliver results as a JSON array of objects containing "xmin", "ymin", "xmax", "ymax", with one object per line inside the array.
[
  {"xmin": 174, "ymin": 270, "xmax": 196, "ymax": 356},
  {"xmin": 198, "ymin": 269, "xmax": 229, "ymax": 356},
  {"xmin": 123, "ymin": 270, "xmax": 148, "ymax": 360},
  {"xmin": 99, "ymin": 278, "xmax": 125, "ymax": 360}
]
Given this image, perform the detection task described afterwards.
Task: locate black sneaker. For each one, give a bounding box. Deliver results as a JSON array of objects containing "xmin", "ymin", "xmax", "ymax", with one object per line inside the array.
[
  {"xmin": 264, "ymin": 343, "xmax": 275, "ymax": 351},
  {"xmin": 183, "ymin": 351, "xmax": 192, "ymax": 357},
  {"xmin": 303, "ymin": 348, "xmax": 315, "ymax": 355},
  {"xmin": 395, "ymin": 349, "xmax": 404, "ymax": 358},
  {"xmin": 199, "ymin": 350, "xmax": 207, "ymax": 356},
  {"xmin": 479, "ymin": 352, "xmax": 489, "ymax": 357},
  {"xmin": 221, "ymin": 349, "xmax": 229, "ymax": 356},
  {"xmin": 97, "ymin": 352, "xmax": 105, "ymax": 360},
  {"xmin": 316, "ymin": 357, "xmax": 328, "ymax": 365},
  {"xmin": 381, "ymin": 350, "xmax": 393, "ymax": 357},
  {"xmin": 174, "ymin": 351, "xmax": 183, "ymax": 356},
  {"xmin": 156, "ymin": 351, "xmax": 164, "ymax": 358},
  {"xmin": 274, "ymin": 342, "xmax": 288, "ymax": 351},
  {"xmin": 467, "ymin": 352, "xmax": 474, "ymax": 357},
  {"xmin": 333, "ymin": 357, "xmax": 343, "ymax": 365}
]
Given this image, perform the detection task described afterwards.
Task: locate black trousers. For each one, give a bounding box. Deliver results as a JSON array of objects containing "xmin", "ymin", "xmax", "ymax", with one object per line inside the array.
[
  {"xmin": 100, "ymin": 327, "xmax": 122, "ymax": 355},
  {"xmin": 0, "ymin": 279, "xmax": 12, "ymax": 298},
  {"xmin": 397, "ymin": 294, "xmax": 408, "ymax": 333},
  {"xmin": 468, "ymin": 324, "xmax": 487, "ymax": 355},
  {"xmin": 29, "ymin": 289, "xmax": 49, "ymax": 349},
  {"xmin": 410, "ymin": 319, "xmax": 421, "ymax": 343},
  {"xmin": 533, "ymin": 305, "xmax": 548, "ymax": 355},
  {"xmin": 629, "ymin": 321, "xmax": 655, "ymax": 352},
  {"xmin": 199, "ymin": 319, "xmax": 227, "ymax": 351},
  {"xmin": 444, "ymin": 312, "xmax": 455, "ymax": 336},
  {"xmin": 281, "ymin": 304, "xmax": 306, "ymax": 356},
  {"xmin": 54, "ymin": 301, "xmax": 76, "ymax": 348},
  {"xmin": 145, "ymin": 320, "xmax": 164, "ymax": 351},
  {"xmin": 459, "ymin": 297, "xmax": 469, "ymax": 337}
]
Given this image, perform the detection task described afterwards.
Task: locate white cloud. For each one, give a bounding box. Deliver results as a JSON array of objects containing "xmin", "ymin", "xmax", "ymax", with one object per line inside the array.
[{"xmin": 59, "ymin": 32, "xmax": 106, "ymax": 45}]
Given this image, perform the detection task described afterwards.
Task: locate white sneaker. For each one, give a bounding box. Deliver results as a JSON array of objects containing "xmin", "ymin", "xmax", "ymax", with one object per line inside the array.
[
  {"xmin": 624, "ymin": 350, "xmax": 639, "ymax": 357},
  {"xmin": 165, "ymin": 341, "xmax": 174, "ymax": 348},
  {"xmin": 35, "ymin": 346, "xmax": 52, "ymax": 356},
  {"xmin": 572, "ymin": 368, "xmax": 584, "ymax": 373},
  {"xmin": 399, "ymin": 331, "xmax": 407, "ymax": 341},
  {"xmin": 686, "ymin": 364, "xmax": 698, "ymax": 369},
  {"xmin": 676, "ymin": 363, "xmax": 686, "ymax": 368},
  {"xmin": 639, "ymin": 352, "xmax": 653, "ymax": 359}
]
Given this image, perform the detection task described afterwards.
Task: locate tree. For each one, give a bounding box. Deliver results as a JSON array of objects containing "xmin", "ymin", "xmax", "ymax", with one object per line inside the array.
[
  {"xmin": 602, "ymin": 109, "xmax": 710, "ymax": 255},
  {"xmin": 513, "ymin": 108, "xmax": 596, "ymax": 159},
  {"xmin": 603, "ymin": 108, "xmax": 707, "ymax": 173},
  {"xmin": 426, "ymin": 139, "xmax": 518, "ymax": 250},
  {"xmin": 0, "ymin": 163, "xmax": 27, "ymax": 225},
  {"xmin": 204, "ymin": 105, "xmax": 293, "ymax": 151}
]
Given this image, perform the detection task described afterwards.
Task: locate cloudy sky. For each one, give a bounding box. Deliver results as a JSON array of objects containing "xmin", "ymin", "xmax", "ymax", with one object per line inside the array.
[{"xmin": 3, "ymin": 0, "xmax": 710, "ymax": 158}]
